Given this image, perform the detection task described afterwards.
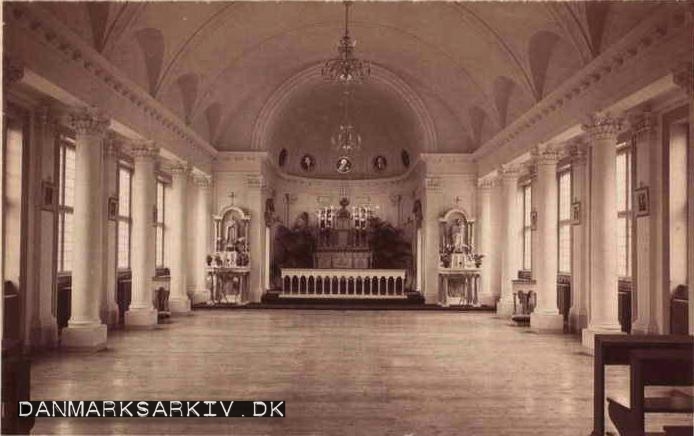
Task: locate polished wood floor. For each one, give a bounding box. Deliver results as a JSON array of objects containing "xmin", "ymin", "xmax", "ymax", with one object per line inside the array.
[{"xmin": 31, "ymin": 311, "xmax": 690, "ymax": 435}]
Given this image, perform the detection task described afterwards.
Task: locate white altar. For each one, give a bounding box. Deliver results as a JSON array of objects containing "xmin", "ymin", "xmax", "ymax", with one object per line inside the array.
[{"xmin": 280, "ymin": 268, "xmax": 407, "ymax": 299}]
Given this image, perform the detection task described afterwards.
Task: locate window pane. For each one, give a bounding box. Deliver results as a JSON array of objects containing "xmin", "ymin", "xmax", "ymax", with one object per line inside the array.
[
  {"xmin": 524, "ymin": 185, "xmax": 532, "ymax": 225},
  {"xmin": 156, "ymin": 182, "xmax": 164, "ymax": 223},
  {"xmin": 558, "ymin": 171, "xmax": 571, "ymax": 220},
  {"xmin": 57, "ymin": 216, "xmax": 63, "ymax": 272},
  {"xmin": 616, "ymin": 151, "xmax": 626, "ymax": 211},
  {"xmin": 63, "ymin": 146, "xmax": 76, "ymax": 208},
  {"xmin": 523, "ymin": 230, "xmax": 532, "ymax": 270},
  {"xmin": 118, "ymin": 167, "xmax": 131, "ymax": 217},
  {"xmin": 617, "ymin": 216, "xmax": 627, "ymax": 277},
  {"xmin": 156, "ymin": 226, "xmax": 164, "ymax": 267},
  {"xmin": 117, "ymin": 221, "xmax": 130, "ymax": 269},
  {"xmin": 62, "ymin": 212, "xmax": 73, "ymax": 272},
  {"xmin": 558, "ymin": 224, "xmax": 571, "ymax": 273}
]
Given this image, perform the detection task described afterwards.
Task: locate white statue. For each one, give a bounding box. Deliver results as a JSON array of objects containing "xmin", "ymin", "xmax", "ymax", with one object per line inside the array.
[
  {"xmin": 225, "ymin": 218, "xmax": 238, "ymax": 249},
  {"xmin": 451, "ymin": 218, "xmax": 467, "ymax": 253}
]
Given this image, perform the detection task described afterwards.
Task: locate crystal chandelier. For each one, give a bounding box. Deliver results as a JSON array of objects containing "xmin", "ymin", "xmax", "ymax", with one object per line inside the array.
[
  {"xmin": 331, "ymin": 89, "xmax": 361, "ymax": 154},
  {"xmin": 321, "ymin": 1, "xmax": 370, "ymax": 84}
]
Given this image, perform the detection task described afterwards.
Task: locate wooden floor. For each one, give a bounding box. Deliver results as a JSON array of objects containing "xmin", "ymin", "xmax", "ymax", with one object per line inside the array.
[{"xmin": 30, "ymin": 310, "xmax": 691, "ymax": 435}]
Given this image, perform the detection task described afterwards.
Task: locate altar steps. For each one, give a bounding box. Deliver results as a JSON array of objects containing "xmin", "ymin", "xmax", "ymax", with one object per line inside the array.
[{"xmin": 193, "ymin": 302, "xmax": 496, "ymax": 311}]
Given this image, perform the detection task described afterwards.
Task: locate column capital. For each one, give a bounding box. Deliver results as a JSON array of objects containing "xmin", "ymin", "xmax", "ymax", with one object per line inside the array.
[
  {"xmin": 104, "ymin": 132, "xmax": 123, "ymax": 157},
  {"xmin": 567, "ymin": 139, "xmax": 589, "ymax": 164},
  {"xmin": 169, "ymin": 160, "xmax": 192, "ymax": 177},
  {"xmin": 582, "ymin": 113, "xmax": 623, "ymax": 141},
  {"xmin": 37, "ymin": 105, "xmax": 62, "ymax": 129},
  {"xmin": 530, "ymin": 144, "xmax": 560, "ymax": 167},
  {"xmin": 70, "ymin": 109, "xmax": 110, "ymax": 137},
  {"xmin": 424, "ymin": 176, "xmax": 442, "ymax": 192},
  {"xmin": 193, "ymin": 173, "xmax": 213, "ymax": 189},
  {"xmin": 130, "ymin": 140, "xmax": 160, "ymax": 160},
  {"xmin": 477, "ymin": 175, "xmax": 499, "ymax": 190},
  {"xmin": 671, "ymin": 62, "xmax": 692, "ymax": 97},
  {"xmin": 3, "ymin": 56, "xmax": 24, "ymax": 88},
  {"xmin": 246, "ymin": 174, "xmax": 264, "ymax": 191},
  {"xmin": 498, "ymin": 163, "xmax": 521, "ymax": 181},
  {"xmin": 628, "ymin": 111, "xmax": 657, "ymax": 139}
]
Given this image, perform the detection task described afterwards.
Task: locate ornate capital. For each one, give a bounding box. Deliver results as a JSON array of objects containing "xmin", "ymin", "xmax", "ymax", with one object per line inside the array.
[
  {"xmin": 246, "ymin": 174, "xmax": 264, "ymax": 190},
  {"xmin": 567, "ymin": 139, "xmax": 589, "ymax": 164},
  {"xmin": 130, "ymin": 140, "xmax": 160, "ymax": 160},
  {"xmin": 672, "ymin": 62, "xmax": 693, "ymax": 97},
  {"xmin": 582, "ymin": 113, "xmax": 623, "ymax": 142},
  {"xmin": 104, "ymin": 133, "xmax": 122, "ymax": 157},
  {"xmin": 498, "ymin": 164, "xmax": 521, "ymax": 181},
  {"xmin": 477, "ymin": 175, "xmax": 499, "ymax": 190},
  {"xmin": 629, "ymin": 111, "xmax": 657, "ymax": 140},
  {"xmin": 530, "ymin": 144, "xmax": 560, "ymax": 167},
  {"xmin": 169, "ymin": 160, "xmax": 191, "ymax": 177},
  {"xmin": 424, "ymin": 176, "xmax": 441, "ymax": 192},
  {"xmin": 70, "ymin": 109, "xmax": 109, "ymax": 136},
  {"xmin": 193, "ymin": 174, "xmax": 212, "ymax": 188},
  {"xmin": 3, "ymin": 57, "xmax": 24, "ymax": 88}
]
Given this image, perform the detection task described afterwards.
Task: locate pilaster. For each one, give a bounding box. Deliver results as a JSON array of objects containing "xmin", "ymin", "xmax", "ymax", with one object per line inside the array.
[
  {"xmin": 477, "ymin": 175, "xmax": 501, "ymax": 307},
  {"xmin": 497, "ymin": 164, "xmax": 522, "ymax": 317},
  {"xmin": 168, "ymin": 161, "xmax": 192, "ymax": 314},
  {"xmin": 191, "ymin": 173, "xmax": 213, "ymax": 305},
  {"xmin": 568, "ymin": 140, "xmax": 590, "ymax": 332}
]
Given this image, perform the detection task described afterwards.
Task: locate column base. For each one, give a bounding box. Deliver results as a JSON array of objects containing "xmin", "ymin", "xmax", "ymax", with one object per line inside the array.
[
  {"xmin": 569, "ymin": 310, "xmax": 588, "ymax": 333},
  {"xmin": 530, "ymin": 311, "xmax": 564, "ymax": 333},
  {"xmin": 478, "ymin": 294, "xmax": 498, "ymax": 307},
  {"xmin": 100, "ymin": 307, "xmax": 119, "ymax": 327},
  {"xmin": 61, "ymin": 322, "xmax": 107, "ymax": 351},
  {"xmin": 191, "ymin": 291, "xmax": 211, "ymax": 305},
  {"xmin": 581, "ymin": 324, "xmax": 623, "ymax": 350},
  {"xmin": 124, "ymin": 307, "xmax": 158, "ymax": 328},
  {"xmin": 496, "ymin": 296, "xmax": 515, "ymax": 318},
  {"xmin": 169, "ymin": 297, "xmax": 191, "ymax": 314}
]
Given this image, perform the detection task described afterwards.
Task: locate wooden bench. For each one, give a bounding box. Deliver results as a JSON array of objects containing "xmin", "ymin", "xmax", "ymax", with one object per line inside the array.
[
  {"xmin": 607, "ymin": 349, "xmax": 693, "ymax": 435},
  {"xmin": 593, "ymin": 335, "xmax": 694, "ymax": 435}
]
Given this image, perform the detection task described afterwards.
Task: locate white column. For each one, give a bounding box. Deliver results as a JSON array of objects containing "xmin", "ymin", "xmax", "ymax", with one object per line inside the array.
[
  {"xmin": 101, "ymin": 134, "xmax": 119, "ymax": 326},
  {"xmin": 415, "ymin": 228, "xmax": 423, "ymax": 292},
  {"xmin": 477, "ymin": 176, "xmax": 501, "ymax": 306},
  {"xmin": 191, "ymin": 174, "xmax": 212, "ymax": 304},
  {"xmin": 124, "ymin": 141, "xmax": 159, "ymax": 327},
  {"xmin": 61, "ymin": 110, "xmax": 108, "ymax": 350},
  {"xmin": 246, "ymin": 174, "xmax": 265, "ymax": 303},
  {"xmin": 630, "ymin": 113, "xmax": 659, "ymax": 334},
  {"xmin": 422, "ymin": 177, "xmax": 442, "ymax": 304},
  {"xmin": 530, "ymin": 146, "xmax": 564, "ymax": 332},
  {"xmin": 168, "ymin": 161, "xmax": 191, "ymax": 314},
  {"xmin": 497, "ymin": 165, "xmax": 521, "ymax": 317},
  {"xmin": 582, "ymin": 114, "xmax": 624, "ymax": 349},
  {"xmin": 568, "ymin": 140, "xmax": 590, "ymax": 332}
]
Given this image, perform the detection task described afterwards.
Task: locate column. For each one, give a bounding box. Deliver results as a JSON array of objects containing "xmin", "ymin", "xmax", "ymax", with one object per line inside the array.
[
  {"xmin": 191, "ymin": 174, "xmax": 212, "ymax": 304},
  {"xmin": 630, "ymin": 112, "xmax": 659, "ymax": 334},
  {"xmin": 477, "ymin": 176, "xmax": 501, "ymax": 307},
  {"xmin": 568, "ymin": 140, "xmax": 590, "ymax": 332},
  {"xmin": 101, "ymin": 134, "xmax": 120, "ymax": 326},
  {"xmin": 497, "ymin": 165, "xmax": 522, "ymax": 317},
  {"xmin": 530, "ymin": 146, "xmax": 564, "ymax": 332},
  {"xmin": 168, "ymin": 161, "xmax": 191, "ymax": 314},
  {"xmin": 582, "ymin": 114, "xmax": 624, "ymax": 349},
  {"xmin": 61, "ymin": 110, "xmax": 109, "ymax": 350},
  {"xmin": 422, "ymin": 177, "xmax": 443, "ymax": 304},
  {"xmin": 672, "ymin": 62, "xmax": 693, "ymax": 334},
  {"xmin": 246, "ymin": 174, "xmax": 265, "ymax": 303},
  {"xmin": 124, "ymin": 141, "xmax": 159, "ymax": 327}
]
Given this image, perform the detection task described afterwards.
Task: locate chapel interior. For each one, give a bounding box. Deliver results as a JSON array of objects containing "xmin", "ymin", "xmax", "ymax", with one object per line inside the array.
[{"xmin": 1, "ymin": 1, "xmax": 693, "ymax": 435}]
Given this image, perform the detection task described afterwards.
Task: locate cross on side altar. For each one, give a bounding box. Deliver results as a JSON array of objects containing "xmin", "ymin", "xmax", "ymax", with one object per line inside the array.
[
  {"xmin": 228, "ymin": 192, "xmax": 235, "ymax": 205},
  {"xmin": 455, "ymin": 196, "xmax": 462, "ymax": 208}
]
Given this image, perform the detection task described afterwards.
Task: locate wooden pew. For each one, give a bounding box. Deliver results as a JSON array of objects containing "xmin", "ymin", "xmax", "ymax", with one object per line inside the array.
[
  {"xmin": 592, "ymin": 335, "xmax": 694, "ymax": 436},
  {"xmin": 607, "ymin": 349, "xmax": 693, "ymax": 435}
]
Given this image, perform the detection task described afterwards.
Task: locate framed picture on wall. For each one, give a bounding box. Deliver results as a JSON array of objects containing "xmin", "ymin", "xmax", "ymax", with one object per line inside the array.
[
  {"xmin": 571, "ymin": 201, "xmax": 581, "ymax": 225},
  {"xmin": 108, "ymin": 197, "xmax": 119, "ymax": 221},
  {"xmin": 634, "ymin": 186, "xmax": 649, "ymax": 217},
  {"xmin": 40, "ymin": 180, "xmax": 56, "ymax": 211}
]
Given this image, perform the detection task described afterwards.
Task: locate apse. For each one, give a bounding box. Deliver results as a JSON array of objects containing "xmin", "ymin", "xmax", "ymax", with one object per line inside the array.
[{"xmin": 265, "ymin": 76, "xmax": 424, "ymax": 179}]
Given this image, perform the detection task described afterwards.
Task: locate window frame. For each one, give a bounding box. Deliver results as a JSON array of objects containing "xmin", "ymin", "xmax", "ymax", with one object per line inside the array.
[
  {"xmin": 116, "ymin": 162, "xmax": 133, "ymax": 271},
  {"xmin": 616, "ymin": 142, "xmax": 633, "ymax": 279},
  {"xmin": 154, "ymin": 179, "xmax": 166, "ymax": 269},
  {"xmin": 521, "ymin": 182, "xmax": 532, "ymax": 271},
  {"xmin": 57, "ymin": 134, "xmax": 76, "ymax": 275},
  {"xmin": 557, "ymin": 166, "xmax": 572, "ymax": 275}
]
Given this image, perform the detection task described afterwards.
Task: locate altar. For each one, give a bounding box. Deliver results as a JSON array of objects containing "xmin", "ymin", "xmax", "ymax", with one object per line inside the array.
[{"xmin": 313, "ymin": 198, "xmax": 373, "ymax": 269}]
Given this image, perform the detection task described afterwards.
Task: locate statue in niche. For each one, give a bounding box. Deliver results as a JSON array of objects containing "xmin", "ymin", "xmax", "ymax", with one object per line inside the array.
[
  {"xmin": 412, "ymin": 199, "xmax": 423, "ymax": 228},
  {"xmin": 225, "ymin": 217, "xmax": 238, "ymax": 250},
  {"xmin": 450, "ymin": 218, "xmax": 468, "ymax": 253},
  {"xmin": 264, "ymin": 198, "xmax": 276, "ymax": 226}
]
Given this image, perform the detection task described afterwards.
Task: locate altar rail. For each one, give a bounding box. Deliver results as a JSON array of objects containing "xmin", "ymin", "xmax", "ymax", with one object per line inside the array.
[{"xmin": 281, "ymin": 268, "xmax": 407, "ymax": 298}]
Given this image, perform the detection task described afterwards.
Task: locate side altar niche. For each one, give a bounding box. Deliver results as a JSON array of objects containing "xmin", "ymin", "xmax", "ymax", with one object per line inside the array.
[{"xmin": 438, "ymin": 209, "xmax": 484, "ymax": 307}]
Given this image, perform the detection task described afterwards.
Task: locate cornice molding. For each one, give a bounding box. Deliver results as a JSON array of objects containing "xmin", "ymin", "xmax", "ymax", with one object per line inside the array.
[
  {"xmin": 672, "ymin": 61, "xmax": 693, "ymax": 96},
  {"xmin": 5, "ymin": 3, "xmax": 217, "ymax": 157},
  {"xmin": 130, "ymin": 141, "xmax": 160, "ymax": 160},
  {"xmin": 473, "ymin": 5, "xmax": 690, "ymax": 161},
  {"xmin": 3, "ymin": 56, "xmax": 24, "ymax": 88}
]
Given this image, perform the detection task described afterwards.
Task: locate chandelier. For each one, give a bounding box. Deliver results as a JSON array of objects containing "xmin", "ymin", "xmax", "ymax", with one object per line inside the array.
[
  {"xmin": 321, "ymin": 1, "xmax": 371, "ymax": 84},
  {"xmin": 331, "ymin": 88, "xmax": 361, "ymax": 154}
]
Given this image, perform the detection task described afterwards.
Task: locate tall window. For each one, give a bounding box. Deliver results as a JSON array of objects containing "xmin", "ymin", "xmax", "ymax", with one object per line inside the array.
[
  {"xmin": 616, "ymin": 144, "xmax": 632, "ymax": 278},
  {"xmin": 557, "ymin": 169, "xmax": 572, "ymax": 274},
  {"xmin": 522, "ymin": 183, "xmax": 532, "ymax": 270},
  {"xmin": 57, "ymin": 135, "xmax": 76, "ymax": 273},
  {"xmin": 117, "ymin": 165, "xmax": 132, "ymax": 270},
  {"xmin": 155, "ymin": 180, "xmax": 166, "ymax": 268}
]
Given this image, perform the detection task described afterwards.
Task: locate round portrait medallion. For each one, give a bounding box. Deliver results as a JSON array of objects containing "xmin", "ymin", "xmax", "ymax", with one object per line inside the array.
[
  {"xmin": 336, "ymin": 156, "xmax": 353, "ymax": 174},
  {"xmin": 300, "ymin": 154, "xmax": 315, "ymax": 172},
  {"xmin": 373, "ymin": 155, "xmax": 387, "ymax": 172}
]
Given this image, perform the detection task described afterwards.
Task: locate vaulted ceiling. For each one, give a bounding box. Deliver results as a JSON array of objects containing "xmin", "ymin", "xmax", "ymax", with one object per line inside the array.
[{"xmin": 40, "ymin": 1, "xmax": 659, "ymax": 159}]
